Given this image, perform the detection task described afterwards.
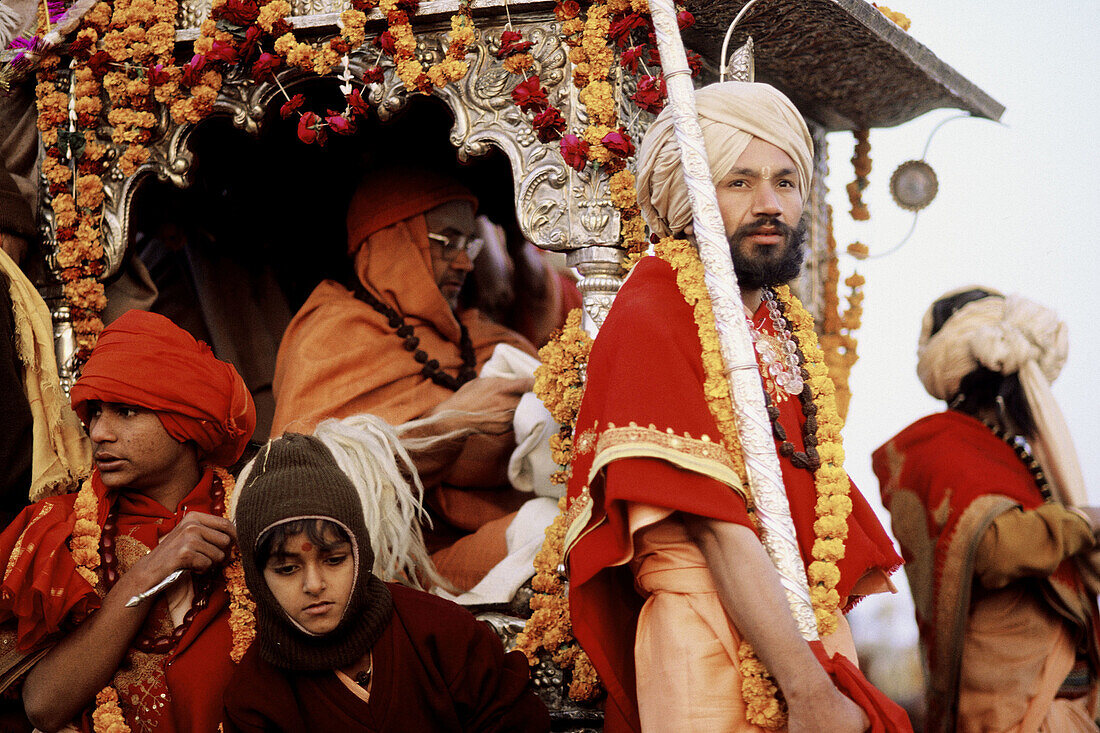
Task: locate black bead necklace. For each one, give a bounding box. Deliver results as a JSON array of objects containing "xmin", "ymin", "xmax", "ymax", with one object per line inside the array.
[
  {"xmin": 757, "ymin": 288, "xmax": 821, "ymax": 473},
  {"xmin": 353, "ymin": 282, "xmax": 477, "ymax": 391},
  {"xmin": 983, "ymin": 420, "xmax": 1053, "ymax": 501}
]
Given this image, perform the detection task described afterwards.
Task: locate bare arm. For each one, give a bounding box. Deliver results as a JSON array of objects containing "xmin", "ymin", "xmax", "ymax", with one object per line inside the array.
[
  {"xmin": 23, "ymin": 512, "xmax": 235, "ymax": 732},
  {"xmin": 682, "ymin": 514, "xmax": 868, "ymax": 733}
]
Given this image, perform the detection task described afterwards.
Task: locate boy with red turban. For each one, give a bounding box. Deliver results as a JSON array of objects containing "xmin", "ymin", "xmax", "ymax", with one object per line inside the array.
[{"xmin": 0, "ymin": 309, "xmax": 256, "ymax": 732}]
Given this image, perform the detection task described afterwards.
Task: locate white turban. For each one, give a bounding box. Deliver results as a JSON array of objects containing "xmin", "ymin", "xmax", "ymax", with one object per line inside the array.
[
  {"xmin": 634, "ymin": 81, "xmax": 814, "ymax": 238},
  {"xmin": 917, "ymin": 287, "xmax": 1088, "ymax": 511}
]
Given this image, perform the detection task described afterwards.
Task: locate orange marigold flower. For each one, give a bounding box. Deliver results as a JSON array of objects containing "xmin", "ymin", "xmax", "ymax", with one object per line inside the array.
[{"xmin": 502, "ymin": 53, "xmax": 533, "ymax": 74}]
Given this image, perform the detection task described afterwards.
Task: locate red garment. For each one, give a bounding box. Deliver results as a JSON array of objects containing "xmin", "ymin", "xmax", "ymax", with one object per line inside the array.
[
  {"xmin": 223, "ymin": 583, "xmax": 550, "ymax": 732},
  {"xmin": 566, "ymin": 256, "xmax": 903, "ymax": 732},
  {"xmin": 69, "ymin": 309, "xmax": 256, "ymax": 466},
  {"xmin": 0, "ymin": 468, "xmax": 235, "ymax": 731},
  {"xmin": 873, "ymin": 410, "xmax": 1100, "ymax": 730}
]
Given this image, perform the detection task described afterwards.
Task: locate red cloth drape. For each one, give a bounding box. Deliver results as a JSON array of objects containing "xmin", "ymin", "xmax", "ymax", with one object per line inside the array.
[
  {"xmin": 0, "ymin": 468, "xmax": 235, "ymax": 731},
  {"xmin": 567, "ymin": 256, "xmax": 902, "ymax": 731}
]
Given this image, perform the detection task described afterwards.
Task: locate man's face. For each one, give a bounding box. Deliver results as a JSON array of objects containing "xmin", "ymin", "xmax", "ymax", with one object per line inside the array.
[
  {"xmin": 424, "ymin": 200, "xmax": 479, "ymax": 310},
  {"xmin": 263, "ymin": 529, "xmax": 355, "ymax": 636},
  {"xmin": 715, "ymin": 138, "xmax": 806, "ymax": 290},
  {"xmin": 87, "ymin": 401, "xmax": 195, "ymax": 492}
]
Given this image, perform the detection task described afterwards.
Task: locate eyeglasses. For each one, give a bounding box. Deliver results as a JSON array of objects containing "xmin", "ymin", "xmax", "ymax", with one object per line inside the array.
[{"xmin": 427, "ymin": 232, "xmax": 484, "ymax": 262}]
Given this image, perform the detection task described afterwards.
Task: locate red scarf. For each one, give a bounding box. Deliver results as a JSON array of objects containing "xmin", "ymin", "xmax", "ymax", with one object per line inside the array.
[{"xmin": 0, "ymin": 469, "xmax": 234, "ymax": 732}]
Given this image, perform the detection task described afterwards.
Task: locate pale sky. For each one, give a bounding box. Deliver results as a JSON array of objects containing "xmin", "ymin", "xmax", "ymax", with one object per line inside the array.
[{"xmin": 826, "ymin": 0, "xmax": 1100, "ymax": 661}]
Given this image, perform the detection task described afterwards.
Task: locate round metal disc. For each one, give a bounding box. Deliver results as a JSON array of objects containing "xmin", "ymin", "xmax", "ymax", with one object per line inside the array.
[{"xmin": 889, "ymin": 159, "xmax": 939, "ymax": 211}]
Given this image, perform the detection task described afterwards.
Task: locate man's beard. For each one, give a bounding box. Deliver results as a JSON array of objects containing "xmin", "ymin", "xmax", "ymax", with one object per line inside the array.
[{"xmin": 728, "ymin": 216, "xmax": 807, "ymax": 290}]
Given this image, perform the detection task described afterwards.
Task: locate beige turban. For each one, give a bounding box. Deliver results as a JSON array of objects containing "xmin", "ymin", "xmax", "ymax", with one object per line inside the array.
[
  {"xmin": 916, "ymin": 288, "xmax": 1067, "ymax": 402},
  {"xmin": 634, "ymin": 81, "xmax": 814, "ymax": 238},
  {"xmin": 917, "ymin": 286, "xmax": 1088, "ymax": 510}
]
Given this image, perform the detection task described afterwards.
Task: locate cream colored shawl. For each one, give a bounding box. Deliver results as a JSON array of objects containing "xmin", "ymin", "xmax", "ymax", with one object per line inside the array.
[
  {"xmin": 0, "ymin": 248, "xmax": 90, "ymax": 501},
  {"xmin": 634, "ymin": 81, "xmax": 814, "ymax": 238}
]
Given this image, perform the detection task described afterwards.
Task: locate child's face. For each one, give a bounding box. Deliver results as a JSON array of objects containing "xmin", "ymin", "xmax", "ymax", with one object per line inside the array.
[{"xmin": 263, "ymin": 530, "xmax": 355, "ymax": 635}]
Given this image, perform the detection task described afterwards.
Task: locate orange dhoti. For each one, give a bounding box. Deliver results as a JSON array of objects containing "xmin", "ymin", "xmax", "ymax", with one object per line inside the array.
[{"xmin": 631, "ymin": 518, "xmax": 864, "ymax": 733}]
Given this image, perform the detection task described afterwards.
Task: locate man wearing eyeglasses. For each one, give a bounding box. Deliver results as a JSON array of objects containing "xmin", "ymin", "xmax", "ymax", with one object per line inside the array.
[{"xmin": 271, "ymin": 166, "xmax": 538, "ymax": 593}]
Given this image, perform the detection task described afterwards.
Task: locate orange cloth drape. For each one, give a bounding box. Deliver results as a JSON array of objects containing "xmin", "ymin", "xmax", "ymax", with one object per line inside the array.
[{"xmin": 271, "ymin": 214, "xmax": 533, "ymax": 435}]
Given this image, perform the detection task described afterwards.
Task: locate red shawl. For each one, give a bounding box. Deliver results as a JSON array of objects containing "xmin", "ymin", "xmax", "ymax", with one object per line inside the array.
[
  {"xmin": 567, "ymin": 256, "xmax": 903, "ymax": 731},
  {"xmin": 873, "ymin": 410, "xmax": 1098, "ymax": 729},
  {"xmin": 0, "ymin": 468, "xmax": 235, "ymax": 731}
]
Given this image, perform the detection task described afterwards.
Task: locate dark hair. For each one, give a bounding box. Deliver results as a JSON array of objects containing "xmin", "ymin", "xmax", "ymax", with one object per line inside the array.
[
  {"xmin": 952, "ymin": 367, "xmax": 1035, "ymax": 437},
  {"xmin": 928, "ymin": 288, "xmax": 1000, "ymax": 338},
  {"xmin": 257, "ymin": 518, "xmax": 351, "ymax": 568}
]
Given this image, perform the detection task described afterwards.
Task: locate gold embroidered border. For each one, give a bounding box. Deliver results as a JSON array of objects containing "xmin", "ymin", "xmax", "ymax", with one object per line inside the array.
[
  {"xmin": 589, "ymin": 423, "xmax": 746, "ymax": 496},
  {"xmin": 930, "ymin": 494, "xmax": 1016, "ymax": 731}
]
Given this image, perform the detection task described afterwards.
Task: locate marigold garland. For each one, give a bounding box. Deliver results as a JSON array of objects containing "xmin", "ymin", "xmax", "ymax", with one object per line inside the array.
[
  {"xmin": 517, "ymin": 309, "xmax": 601, "ymax": 702},
  {"xmin": 819, "ymin": 206, "xmax": 865, "ymax": 420},
  {"xmin": 846, "ymin": 129, "xmax": 871, "ymax": 221},
  {"xmin": 655, "ymin": 238, "xmax": 853, "ymax": 727},
  {"xmin": 70, "ymin": 466, "xmax": 252, "ymax": 730}
]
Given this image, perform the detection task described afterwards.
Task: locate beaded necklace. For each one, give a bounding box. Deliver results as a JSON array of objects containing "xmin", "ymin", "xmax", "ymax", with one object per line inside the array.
[
  {"xmin": 755, "ymin": 287, "xmax": 821, "ymax": 474},
  {"xmin": 982, "ymin": 419, "xmax": 1053, "ymax": 500},
  {"xmin": 352, "ymin": 282, "xmax": 477, "ymax": 390},
  {"xmin": 98, "ymin": 477, "xmax": 226, "ymax": 654}
]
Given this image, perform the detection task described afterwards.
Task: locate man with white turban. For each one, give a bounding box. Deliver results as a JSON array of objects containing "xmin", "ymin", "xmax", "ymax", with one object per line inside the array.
[
  {"xmin": 874, "ymin": 287, "xmax": 1100, "ymax": 732},
  {"xmin": 565, "ymin": 82, "xmax": 908, "ymax": 732}
]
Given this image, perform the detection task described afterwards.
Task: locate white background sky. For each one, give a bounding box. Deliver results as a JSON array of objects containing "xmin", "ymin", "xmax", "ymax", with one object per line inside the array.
[{"xmin": 824, "ymin": 0, "xmax": 1100, "ymax": 665}]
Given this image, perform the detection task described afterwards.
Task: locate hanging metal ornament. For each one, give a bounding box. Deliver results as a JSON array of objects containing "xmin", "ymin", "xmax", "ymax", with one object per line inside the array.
[{"xmin": 889, "ymin": 159, "xmax": 938, "ymax": 211}]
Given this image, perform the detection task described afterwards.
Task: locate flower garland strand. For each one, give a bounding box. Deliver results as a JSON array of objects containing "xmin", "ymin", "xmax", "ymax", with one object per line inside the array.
[
  {"xmin": 515, "ymin": 308, "xmax": 601, "ymax": 701},
  {"xmin": 818, "ymin": 205, "xmax": 865, "ymax": 420},
  {"xmin": 70, "ymin": 466, "xmax": 252, "ymax": 730},
  {"xmin": 846, "ymin": 129, "xmax": 871, "ymax": 221},
  {"xmin": 655, "ymin": 238, "xmax": 853, "ymax": 728}
]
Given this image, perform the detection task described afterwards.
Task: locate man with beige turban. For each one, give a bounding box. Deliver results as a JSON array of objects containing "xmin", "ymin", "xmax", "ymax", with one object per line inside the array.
[
  {"xmin": 874, "ymin": 287, "xmax": 1100, "ymax": 733},
  {"xmin": 565, "ymin": 82, "xmax": 909, "ymax": 732}
]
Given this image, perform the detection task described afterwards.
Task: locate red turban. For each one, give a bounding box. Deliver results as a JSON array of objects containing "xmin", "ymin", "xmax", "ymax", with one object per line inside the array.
[
  {"xmin": 346, "ymin": 166, "xmax": 477, "ymax": 255},
  {"xmin": 70, "ymin": 310, "xmax": 256, "ymax": 467}
]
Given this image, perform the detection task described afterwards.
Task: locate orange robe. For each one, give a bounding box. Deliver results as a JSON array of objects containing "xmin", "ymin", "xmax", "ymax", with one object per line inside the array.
[
  {"xmin": 0, "ymin": 469, "xmax": 235, "ymax": 732},
  {"xmin": 875, "ymin": 410, "xmax": 1100, "ymax": 733},
  {"xmin": 566, "ymin": 256, "xmax": 907, "ymax": 732},
  {"xmin": 271, "ymin": 213, "xmax": 535, "ymax": 588}
]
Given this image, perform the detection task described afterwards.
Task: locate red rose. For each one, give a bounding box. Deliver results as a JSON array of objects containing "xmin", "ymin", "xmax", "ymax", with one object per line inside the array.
[
  {"xmin": 219, "ymin": 0, "xmax": 259, "ymax": 26},
  {"xmin": 207, "ymin": 40, "xmax": 239, "ymax": 64},
  {"xmin": 346, "ymin": 88, "xmax": 370, "ymax": 118},
  {"xmin": 496, "ymin": 29, "xmax": 534, "ymax": 59},
  {"xmin": 511, "ymin": 76, "xmax": 548, "ymax": 113},
  {"xmin": 532, "ymin": 107, "xmax": 566, "ymax": 143},
  {"xmin": 677, "ymin": 10, "xmax": 694, "ymax": 30},
  {"xmin": 559, "ymin": 134, "xmax": 590, "ymax": 172},
  {"xmin": 362, "ymin": 66, "xmax": 384, "ymax": 84},
  {"xmin": 601, "ymin": 129, "xmax": 634, "ymax": 158},
  {"xmin": 631, "ymin": 74, "xmax": 666, "ymax": 114},
  {"xmin": 147, "ymin": 63, "xmax": 170, "ymax": 86},
  {"xmin": 68, "ymin": 32, "xmax": 94, "ymax": 56},
  {"xmin": 620, "ymin": 45, "xmax": 644, "ymax": 73},
  {"xmin": 377, "ymin": 31, "xmax": 396, "ymax": 54},
  {"xmin": 686, "ymin": 50, "xmax": 703, "ymax": 77},
  {"xmin": 239, "ymin": 26, "xmax": 261, "ymax": 58},
  {"xmin": 86, "ymin": 51, "xmax": 112, "ymax": 77},
  {"xmin": 251, "ymin": 52, "xmax": 281, "ymax": 81},
  {"xmin": 181, "ymin": 55, "xmax": 207, "ymax": 86},
  {"xmin": 326, "ymin": 111, "xmax": 354, "ymax": 135},
  {"xmin": 297, "ymin": 111, "xmax": 327, "ymax": 146},
  {"xmin": 280, "ymin": 93, "xmax": 306, "ymax": 119},
  {"xmin": 609, "ymin": 13, "xmax": 645, "ymax": 47}
]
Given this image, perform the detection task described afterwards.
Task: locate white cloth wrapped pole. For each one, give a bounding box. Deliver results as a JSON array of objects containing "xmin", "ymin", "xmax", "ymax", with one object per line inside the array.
[{"xmin": 646, "ymin": 0, "xmax": 818, "ymax": 640}]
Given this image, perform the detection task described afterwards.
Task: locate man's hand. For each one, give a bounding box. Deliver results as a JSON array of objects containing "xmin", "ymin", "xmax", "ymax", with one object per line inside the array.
[
  {"xmin": 427, "ymin": 376, "xmax": 534, "ymax": 435},
  {"xmin": 127, "ymin": 512, "xmax": 236, "ymax": 589},
  {"xmin": 786, "ymin": 679, "xmax": 870, "ymax": 733}
]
